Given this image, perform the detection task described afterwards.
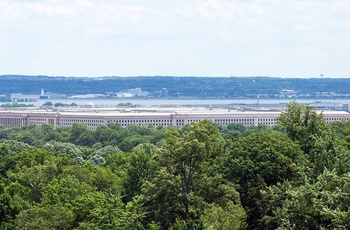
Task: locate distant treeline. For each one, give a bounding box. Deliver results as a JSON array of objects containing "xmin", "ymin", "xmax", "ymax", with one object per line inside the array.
[{"xmin": 0, "ymin": 75, "xmax": 349, "ymax": 98}]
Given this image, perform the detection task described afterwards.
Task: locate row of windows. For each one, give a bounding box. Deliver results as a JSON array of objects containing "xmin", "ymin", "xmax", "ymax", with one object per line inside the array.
[
  {"xmin": 216, "ymin": 121, "xmax": 255, "ymax": 126},
  {"xmin": 117, "ymin": 122, "xmax": 170, "ymax": 127},
  {"xmin": 29, "ymin": 118, "xmax": 46, "ymax": 121},
  {"xmin": 0, "ymin": 118, "xmax": 24, "ymax": 127},
  {"xmin": 176, "ymin": 119, "xmax": 185, "ymax": 126},
  {"xmin": 29, "ymin": 121, "xmax": 47, "ymax": 124},
  {"xmin": 214, "ymin": 118, "xmax": 256, "ymax": 122},
  {"xmin": 59, "ymin": 119, "xmax": 104, "ymax": 123},
  {"xmin": 188, "ymin": 119, "xmax": 201, "ymax": 122},
  {"xmin": 59, "ymin": 123, "xmax": 71, "ymax": 126},
  {"xmin": 258, "ymin": 118, "xmax": 276, "ymax": 121},
  {"xmin": 258, "ymin": 122, "xmax": 276, "ymax": 125},
  {"xmin": 325, "ymin": 117, "xmax": 349, "ymax": 121},
  {"xmin": 107, "ymin": 119, "xmax": 171, "ymax": 123}
]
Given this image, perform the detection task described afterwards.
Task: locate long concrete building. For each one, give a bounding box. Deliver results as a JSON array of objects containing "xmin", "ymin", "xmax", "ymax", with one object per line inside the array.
[{"xmin": 0, "ymin": 107, "xmax": 349, "ymax": 130}]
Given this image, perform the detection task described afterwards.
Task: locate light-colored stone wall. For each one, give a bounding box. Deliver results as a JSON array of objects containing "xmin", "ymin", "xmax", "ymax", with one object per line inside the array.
[{"xmin": 0, "ymin": 108, "xmax": 349, "ymax": 130}]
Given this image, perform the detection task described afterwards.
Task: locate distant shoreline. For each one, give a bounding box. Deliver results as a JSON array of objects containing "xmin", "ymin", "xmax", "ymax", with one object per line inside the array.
[{"xmin": 1, "ymin": 98, "xmax": 349, "ymax": 109}]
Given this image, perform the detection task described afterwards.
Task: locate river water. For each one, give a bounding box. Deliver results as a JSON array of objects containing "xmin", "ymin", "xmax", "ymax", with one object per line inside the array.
[{"xmin": 3, "ymin": 98, "xmax": 349, "ymax": 107}]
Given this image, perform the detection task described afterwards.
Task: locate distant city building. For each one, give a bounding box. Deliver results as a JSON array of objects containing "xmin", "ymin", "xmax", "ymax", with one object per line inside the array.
[
  {"xmin": 117, "ymin": 88, "xmax": 149, "ymax": 97},
  {"xmin": 105, "ymin": 92, "xmax": 116, "ymax": 97},
  {"xmin": 11, "ymin": 93, "xmax": 41, "ymax": 101},
  {"xmin": 69, "ymin": 94, "xmax": 105, "ymax": 99},
  {"xmin": 279, "ymin": 90, "xmax": 297, "ymax": 98},
  {"xmin": 161, "ymin": 88, "xmax": 169, "ymax": 97},
  {"xmin": 316, "ymin": 92, "xmax": 336, "ymax": 97},
  {"xmin": 128, "ymin": 88, "xmax": 148, "ymax": 97},
  {"xmin": 11, "ymin": 89, "xmax": 51, "ymax": 101},
  {"xmin": 343, "ymin": 103, "xmax": 350, "ymax": 112},
  {"xmin": 116, "ymin": 93, "xmax": 134, "ymax": 98},
  {"xmin": 44, "ymin": 92, "xmax": 66, "ymax": 99}
]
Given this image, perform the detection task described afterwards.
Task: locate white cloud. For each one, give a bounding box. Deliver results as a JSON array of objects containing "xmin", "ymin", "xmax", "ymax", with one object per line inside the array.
[
  {"xmin": 0, "ymin": 1, "xmax": 77, "ymax": 20},
  {"xmin": 0, "ymin": 0, "xmax": 350, "ymax": 77},
  {"xmin": 96, "ymin": 4, "xmax": 163, "ymax": 22}
]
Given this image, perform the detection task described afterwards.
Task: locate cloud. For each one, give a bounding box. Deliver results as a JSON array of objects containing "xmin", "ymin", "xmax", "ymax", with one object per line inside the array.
[
  {"xmin": 0, "ymin": 0, "xmax": 350, "ymax": 77},
  {"xmin": 0, "ymin": 1, "xmax": 77, "ymax": 20},
  {"xmin": 95, "ymin": 4, "xmax": 163, "ymax": 23}
]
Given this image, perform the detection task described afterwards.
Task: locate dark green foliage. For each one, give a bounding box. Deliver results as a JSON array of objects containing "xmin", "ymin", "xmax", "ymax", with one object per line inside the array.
[
  {"xmin": 1, "ymin": 102, "xmax": 34, "ymax": 107},
  {"xmin": 122, "ymin": 144, "xmax": 158, "ymax": 202},
  {"xmin": 224, "ymin": 131, "xmax": 306, "ymax": 228},
  {"xmin": 42, "ymin": 101, "xmax": 53, "ymax": 106}
]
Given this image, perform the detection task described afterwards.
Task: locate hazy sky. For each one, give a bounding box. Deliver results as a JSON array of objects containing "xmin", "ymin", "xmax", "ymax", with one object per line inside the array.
[{"xmin": 0, "ymin": 0, "xmax": 349, "ymax": 78}]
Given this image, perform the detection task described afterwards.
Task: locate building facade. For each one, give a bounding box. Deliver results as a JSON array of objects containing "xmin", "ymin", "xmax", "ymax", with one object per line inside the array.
[{"xmin": 0, "ymin": 107, "xmax": 349, "ymax": 130}]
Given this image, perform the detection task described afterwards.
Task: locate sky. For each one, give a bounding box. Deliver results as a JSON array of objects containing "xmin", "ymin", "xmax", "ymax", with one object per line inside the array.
[{"xmin": 0, "ymin": 0, "xmax": 349, "ymax": 78}]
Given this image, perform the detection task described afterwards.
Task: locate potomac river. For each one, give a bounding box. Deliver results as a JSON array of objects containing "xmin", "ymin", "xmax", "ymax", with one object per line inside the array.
[{"xmin": 4, "ymin": 98, "xmax": 349, "ymax": 108}]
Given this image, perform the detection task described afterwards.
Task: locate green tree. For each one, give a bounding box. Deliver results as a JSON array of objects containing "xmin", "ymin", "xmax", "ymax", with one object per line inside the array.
[
  {"xmin": 224, "ymin": 131, "xmax": 305, "ymax": 229},
  {"xmin": 42, "ymin": 101, "xmax": 53, "ymax": 106},
  {"xmin": 61, "ymin": 164, "xmax": 122, "ymax": 194},
  {"xmin": 70, "ymin": 123, "xmax": 89, "ymax": 144},
  {"xmin": 201, "ymin": 201, "xmax": 247, "ymax": 230},
  {"xmin": 77, "ymin": 130, "xmax": 97, "ymax": 147},
  {"xmin": 123, "ymin": 144, "xmax": 158, "ymax": 202},
  {"xmin": 263, "ymin": 170, "xmax": 350, "ymax": 229},
  {"xmin": 74, "ymin": 192, "xmax": 146, "ymax": 229},
  {"xmin": 54, "ymin": 102, "xmax": 66, "ymax": 107},
  {"xmin": 119, "ymin": 135, "xmax": 149, "ymax": 152},
  {"xmin": 0, "ymin": 180, "xmax": 19, "ymax": 229},
  {"xmin": 0, "ymin": 126, "xmax": 15, "ymax": 140},
  {"xmin": 94, "ymin": 145, "xmax": 123, "ymax": 158},
  {"xmin": 309, "ymin": 131, "xmax": 350, "ymax": 176},
  {"xmin": 277, "ymin": 101, "xmax": 327, "ymax": 155},
  {"xmin": 88, "ymin": 154, "xmax": 106, "ymax": 165},
  {"xmin": 0, "ymin": 140, "xmax": 32, "ymax": 154},
  {"xmin": 140, "ymin": 120, "xmax": 245, "ymax": 229},
  {"xmin": 15, "ymin": 204, "xmax": 75, "ymax": 230},
  {"xmin": 43, "ymin": 141, "xmax": 83, "ymax": 159},
  {"xmin": 6, "ymin": 148, "xmax": 73, "ymax": 202},
  {"xmin": 330, "ymin": 120, "xmax": 350, "ymax": 139},
  {"xmin": 42, "ymin": 175, "xmax": 95, "ymax": 206}
]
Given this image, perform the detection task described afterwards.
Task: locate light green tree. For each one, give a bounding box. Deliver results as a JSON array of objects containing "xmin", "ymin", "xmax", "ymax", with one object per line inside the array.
[
  {"xmin": 263, "ymin": 170, "xmax": 350, "ymax": 229},
  {"xmin": 16, "ymin": 204, "xmax": 75, "ymax": 230},
  {"xmin": 43, "ymin": 141, "xmax": 83, "ymax": 159},
  {"xmin": 277, "ymin": 101, "xmax": 327, "ymax": 155}
]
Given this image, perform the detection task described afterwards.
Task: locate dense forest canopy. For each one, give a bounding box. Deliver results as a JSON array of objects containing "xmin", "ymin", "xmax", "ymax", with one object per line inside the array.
[
  {"xmin": 1, "ymin": 75, "xmax": 350, "ymax": 98},
  {"xmin": 2, "ymin": 102, "xmax": 350, "ymax": 229}
]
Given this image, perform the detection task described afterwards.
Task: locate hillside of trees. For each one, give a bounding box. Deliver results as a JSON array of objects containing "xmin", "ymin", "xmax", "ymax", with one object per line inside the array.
[
  {"xmin": 1, "ymin": 102, "xmax": 350, "ymax": 229},
  {"xmin": 1, "ymin": 75, "xmax": 350, "ymax": 98}
]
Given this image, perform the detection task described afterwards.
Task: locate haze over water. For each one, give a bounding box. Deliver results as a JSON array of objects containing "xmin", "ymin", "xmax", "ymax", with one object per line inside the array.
[{"xmin": 7, "ymin": 98, "xmax": 349, "ymax": 108}]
